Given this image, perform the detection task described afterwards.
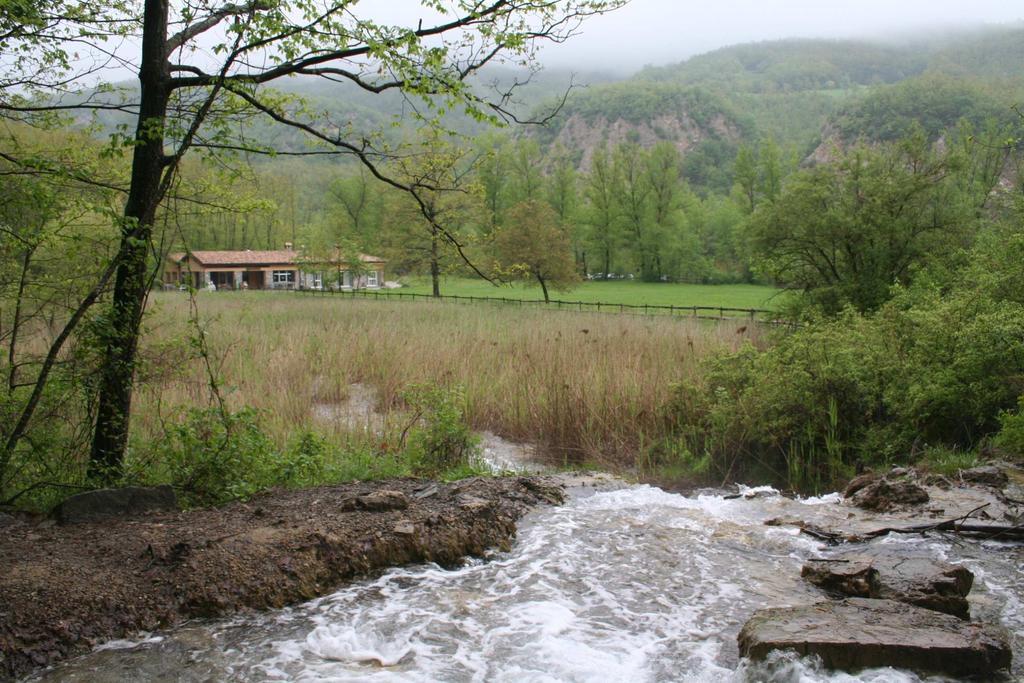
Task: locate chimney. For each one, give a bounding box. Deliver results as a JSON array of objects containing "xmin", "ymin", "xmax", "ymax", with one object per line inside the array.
[{"xmin": 284, "ymin": 242, "xmax": 293, "ymax": 251}]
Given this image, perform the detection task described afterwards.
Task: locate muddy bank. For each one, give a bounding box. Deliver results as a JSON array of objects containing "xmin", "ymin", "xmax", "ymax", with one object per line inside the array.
[{"xmin": 0, "ymin": 476, "xmax": 563, "ymax": 681}]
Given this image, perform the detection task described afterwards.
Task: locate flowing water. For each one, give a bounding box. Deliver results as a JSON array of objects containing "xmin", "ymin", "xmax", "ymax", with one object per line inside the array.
[
  {"xmin": 30, "ymin": 479, "xmax": 1024, "ymax": 683},
  {"xmin": 31, "ymin": 390, "xmax": 1024, "ymax": 681}
]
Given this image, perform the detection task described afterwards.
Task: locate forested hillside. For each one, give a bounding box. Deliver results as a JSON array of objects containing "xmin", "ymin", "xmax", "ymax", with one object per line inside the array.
[{"xmin": 145, "ymin": 25, "xmax": 1024, "ymax": 289}]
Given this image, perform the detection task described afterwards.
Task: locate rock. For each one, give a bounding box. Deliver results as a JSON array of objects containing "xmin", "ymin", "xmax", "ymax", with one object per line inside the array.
[
  {"xmin": 801, "ymin": 558, "xmax": 877, "ymax": 598},
  {"xmin": 457, "ymin": 495, "xmax": 491, "ymax": 512},
  {"xmin": 356, "ymin": 490, "xmax": 409, "ymax": 512},
  {"xmin": 923, "ymin": 474, "xmax": 953, "ymax": 489},
  {"xmin": 871, "ymin": 554, "xmax": 973, "ymax": 618},
  {"xmin": 802, "ymin": 553, "xmax": 974, "ymax": 618},
  {"xmin": 848, "ymin": 477, "xmax": 929, "ymax": 512},
  {"xmin": 413, "ymin": 485, "xmax": 440, "ymax": 499},
  {"xmin": 392, "ymin": 522, "xmax": 416, "ymax": 536},
  {"xmin": 738, "ymin": 598, "xmax": 1012, "ymax": 678},
  {"xmin": 959, "ymin": 465, "xmax": 1009, "ymax": 488},
  {"xmin": 842, "ymin": 472, "xmax": 880, "ymax": 498},
  {"xmin": 0, "ymin": 512, "xmax": 18, "ymax": 527},
  {"xmin": 54, "ymin": 485, "xmax": 177, "ymax": 524}
]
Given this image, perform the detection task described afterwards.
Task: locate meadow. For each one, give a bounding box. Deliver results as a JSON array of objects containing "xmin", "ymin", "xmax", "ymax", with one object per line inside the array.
[
  {"xmin": 133, "ymin": 291, "xmax": 767, "ymax": 480},
  {"xmin": 395, "ymin": 277, "xmax": 784, "ymax": 310}
]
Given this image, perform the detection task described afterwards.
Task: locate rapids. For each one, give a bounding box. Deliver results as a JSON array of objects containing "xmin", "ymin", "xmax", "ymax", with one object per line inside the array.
[{"xmin": 28, "ymin": 474, "xmax": 1024, "ymax": 682}]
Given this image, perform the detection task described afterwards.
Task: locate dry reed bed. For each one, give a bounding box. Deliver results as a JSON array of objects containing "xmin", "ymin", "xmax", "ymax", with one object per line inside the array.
[{"xmin": 136, "ymin": 293, "xmax": 763, "ymax": 467}]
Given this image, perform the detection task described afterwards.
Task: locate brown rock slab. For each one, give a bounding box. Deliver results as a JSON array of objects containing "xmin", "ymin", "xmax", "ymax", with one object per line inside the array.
[
  {"xmin": 738, "ymin": 598, "xmax": 1012, "ymax": 677},
  {"xmin": 803, "ymin": 552, "xmax": 973, "ymax": 618},
  {"xmin": 848, "ymin": 477, "xmax": 929, "ymax": 512},
  {"xmin": 356, "ymin": 490, "xmax": 409, "ymax": 512},
  {"xmin": 801, "ymin": 558, "xmax": 877, "ymax": 598},
  {"xmin": 53, "ymin": 485, "xmax": 177, "ymax": 524},
  {"xmin": 959, "ymin": 465, "xmax": 1009, "ymax": 488}
]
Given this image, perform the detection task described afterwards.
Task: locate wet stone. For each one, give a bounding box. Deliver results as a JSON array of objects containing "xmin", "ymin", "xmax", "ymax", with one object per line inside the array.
[
  {"xmin": 802, "ymin": 552, "xmax": 974, "ymax": 618},
  {"xmin": 356, "ymin": 490, "xmax": 409, "ymax": 512},
  {"xmin": 801, "ymin": 558, "xmax": 877, "ymax": 598},
  {"xmin": 457, "ymin": 495, "xmax": 491, "ymax": 513},
  {"xmin": 738, "ymin": 598, "xmax": 1012, "ymax": 678},
  {"xmin": 847, "ymin": 477, "xmax": 929, "ymax": 512},
  {"xmin": 54, "ymin": 485, "xmax": 177, "ymax": 524},
  {"xmin": 959, "ymin": 465, "xmax": 1009, "ymax": 488}
]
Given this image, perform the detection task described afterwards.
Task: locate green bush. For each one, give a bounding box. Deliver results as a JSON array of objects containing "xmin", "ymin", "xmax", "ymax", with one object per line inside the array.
[
  {"xmin": 668, "ymin": 230, "xmax": 1024, "ymax": 490},
  {"xmin": 993, "ymin": 396, "xmax": 1024, "ymax": 460},
  {"xmin": 150, "ymin": 406, "xmax": 279, "ymax": 507},
  {"xmin": 401, "ymin": 384, "xmax": 481, "ymax": 476}
]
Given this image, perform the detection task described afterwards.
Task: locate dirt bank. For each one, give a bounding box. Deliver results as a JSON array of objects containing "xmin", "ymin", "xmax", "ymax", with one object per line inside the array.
[{"xmin": 0, "ymin": 476, "xmax": 563, "ymax": 681}]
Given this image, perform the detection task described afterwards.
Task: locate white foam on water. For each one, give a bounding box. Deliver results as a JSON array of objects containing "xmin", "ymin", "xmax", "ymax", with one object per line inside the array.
[
  {"xmin": 305, "ymin": 624, "xmax": 413, "ymax": 666},
  {"xmin": 92, "ymin": 634, "xmax": 164, "ymax": 652}
]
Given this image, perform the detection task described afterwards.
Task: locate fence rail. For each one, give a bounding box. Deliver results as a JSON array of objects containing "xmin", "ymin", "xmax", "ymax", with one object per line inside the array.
[{"xmin": 296, "ymin": 287, "xmax": 782, "ymax": 323}]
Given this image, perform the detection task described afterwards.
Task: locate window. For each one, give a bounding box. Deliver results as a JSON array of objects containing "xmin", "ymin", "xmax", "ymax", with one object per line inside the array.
[
  {"xmin": 367, "ymin": 270, "xmax": 379, "ymax": 287},
  {"xmin": 272, "ymin": 270, "xmax": 295, "ymax": 285},
  {"xmin": 312, "ymin": 273, "xmax": 323, "ymax": 289}
]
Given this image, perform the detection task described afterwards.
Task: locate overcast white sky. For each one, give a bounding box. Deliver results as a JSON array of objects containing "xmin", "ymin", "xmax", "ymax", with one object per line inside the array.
[
  {"xmin": 531, "ymin": 0, "xmax": 1024, "ymax": 72},
  {"xmin": 359, "ymin": 0, "xmax": 1024, "ymax": 74}
]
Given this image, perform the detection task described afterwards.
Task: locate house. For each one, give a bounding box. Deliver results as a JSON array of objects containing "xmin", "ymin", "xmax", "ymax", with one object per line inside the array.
[{"xmin": 163, "ymin": 243, "xmax": 386, "ymax": 291}]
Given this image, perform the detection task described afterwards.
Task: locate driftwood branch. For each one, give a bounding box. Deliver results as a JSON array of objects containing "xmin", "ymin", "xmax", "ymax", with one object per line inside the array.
[{"xmin": 770, "ymin": 503, "xmax": 1024, "ymax": 545}]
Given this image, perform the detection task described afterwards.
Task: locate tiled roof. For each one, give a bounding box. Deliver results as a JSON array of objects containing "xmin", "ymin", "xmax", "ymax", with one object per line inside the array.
[
  {"xmin": 169, "ymin": 250, "xmax": 385, "ymax": 267},
  {"xmin": 191, "ymin": 250, "xmax": 297, "ymax": 266}
]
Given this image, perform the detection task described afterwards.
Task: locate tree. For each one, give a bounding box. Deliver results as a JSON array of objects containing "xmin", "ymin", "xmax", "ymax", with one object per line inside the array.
[
  {"xmin": 613, "ymin": 141, "xmax": 654, "ymax": 279},
  {"xmin": 582, "ymin": 145, "xmax": 619, "ymax": 278},
  {"xmin": 474, "ymin": 132, "xmax": 511, "ymax": 236},
  {"xmin": 748, "ymin": 135, "xmax": 973, "ymax": 314},
  {"xmin": 2, "ymin": 0, "xmax": 625, "ymax": 479},
  {"xmin": 382, "ymin": 133, "xmax": 482, "ymax": 297},
  {"xmin": 492, "ymin": 200, "xmax": 579, "ymax": 302},
  {"xmin": 0, "ymin": 125, "xmax": 125, "ymax": 494},
  {"xmin": 508, "ymin": 138, "xmax": 544, "ymax": 204},
  {"xmin": 326, "ymin": 166, "xmax": 386, "ymax": 251},
  {"xmin": 545, "ymin": 145, "xmax": 582, "ymax": 273}
]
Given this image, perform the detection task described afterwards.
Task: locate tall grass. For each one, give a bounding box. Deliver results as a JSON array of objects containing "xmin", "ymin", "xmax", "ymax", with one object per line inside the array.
[{"xmin": 136, "ymin": 292, "xmax": 764, "ymax": 474}]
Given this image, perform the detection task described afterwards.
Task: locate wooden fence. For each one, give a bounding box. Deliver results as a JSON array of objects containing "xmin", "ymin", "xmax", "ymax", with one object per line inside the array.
[{"xmin": 297, "ymin": 287, "xmax": 781, "ymax": 323}]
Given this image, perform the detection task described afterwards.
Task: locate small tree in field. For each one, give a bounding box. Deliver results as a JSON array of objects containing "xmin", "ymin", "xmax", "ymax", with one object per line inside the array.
[{"xmin": 492, "ymin": 200, "xmax": 579, "ymax": 302}]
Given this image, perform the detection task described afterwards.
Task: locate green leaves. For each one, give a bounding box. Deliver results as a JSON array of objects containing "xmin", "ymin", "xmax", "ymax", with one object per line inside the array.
[{"xmin": 748, "ymin": 135, "xmax": 976, "ymax": 315}]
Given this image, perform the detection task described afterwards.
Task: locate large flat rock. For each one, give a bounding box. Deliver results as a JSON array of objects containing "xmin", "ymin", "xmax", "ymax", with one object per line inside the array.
[
  {"xmin": 738, "ymin": 598, "xmax": 1012, "ymax": 677},
  {"xmin": 54, "ymin": 485, "xmax": 177, "ymax": 523},
  {"xmin": 802, "ymin": 552, "xmax": 974, "ymax": 618}
]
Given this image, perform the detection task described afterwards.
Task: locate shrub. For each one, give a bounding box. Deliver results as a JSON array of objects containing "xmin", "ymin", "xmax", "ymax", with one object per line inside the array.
[
  {"xmin": 667, "ymin": 232, "xmax": 1024, "ymax": 490},
  {"xmin": 401, "ymin": 384, "xmax": 480, "ymax": 476},
  {"xmin": 150, "ymin": 406, "xmax": 278, "ymax": 507},
  {"xmin": 993, "ymin": 397, "xmax": 1024, "ymax": 461}
]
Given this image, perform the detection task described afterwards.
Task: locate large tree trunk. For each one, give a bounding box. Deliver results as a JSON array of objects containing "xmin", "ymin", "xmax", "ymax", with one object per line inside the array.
[{"xmin": 89, "ymin": 0, "xmax": 170, "ymax": 479}]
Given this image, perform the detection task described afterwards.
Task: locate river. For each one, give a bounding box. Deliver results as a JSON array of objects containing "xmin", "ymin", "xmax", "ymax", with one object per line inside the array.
[{"xmin": 29, "ymin": 467, "xmax": 1024, "ymax": 682}]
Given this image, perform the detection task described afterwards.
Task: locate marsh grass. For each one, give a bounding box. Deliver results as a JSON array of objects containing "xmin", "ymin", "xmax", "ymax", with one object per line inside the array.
[{"xmin": 135, "ymin": 292, "xmax": 764, "ymax": 476}]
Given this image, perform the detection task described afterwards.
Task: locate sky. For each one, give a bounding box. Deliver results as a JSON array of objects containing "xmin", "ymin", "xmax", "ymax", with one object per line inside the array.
[{"xmin": 531, "ymin": 0, "xmax": 1024, "ymax": 72}]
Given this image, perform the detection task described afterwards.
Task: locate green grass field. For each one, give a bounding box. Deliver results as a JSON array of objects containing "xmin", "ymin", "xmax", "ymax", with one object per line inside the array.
[{"xmin": 397, "ymin": 277, "xmax": 784, "ymax": 310}]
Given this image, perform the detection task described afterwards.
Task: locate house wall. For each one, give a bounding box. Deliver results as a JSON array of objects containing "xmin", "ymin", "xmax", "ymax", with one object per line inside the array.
[{"xmin": 161, "ymin": 256, "xmax": 385, "ymax": 290}]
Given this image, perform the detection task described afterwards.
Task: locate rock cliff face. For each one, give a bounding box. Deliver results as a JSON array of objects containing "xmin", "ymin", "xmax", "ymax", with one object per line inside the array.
[
  {"xmin": 548, "ymin": 112, "xmax": 741, "ymax": 171},
  {"xmin": 541, "ymin": 111, "xmax": 742, "ymax": 171}
]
